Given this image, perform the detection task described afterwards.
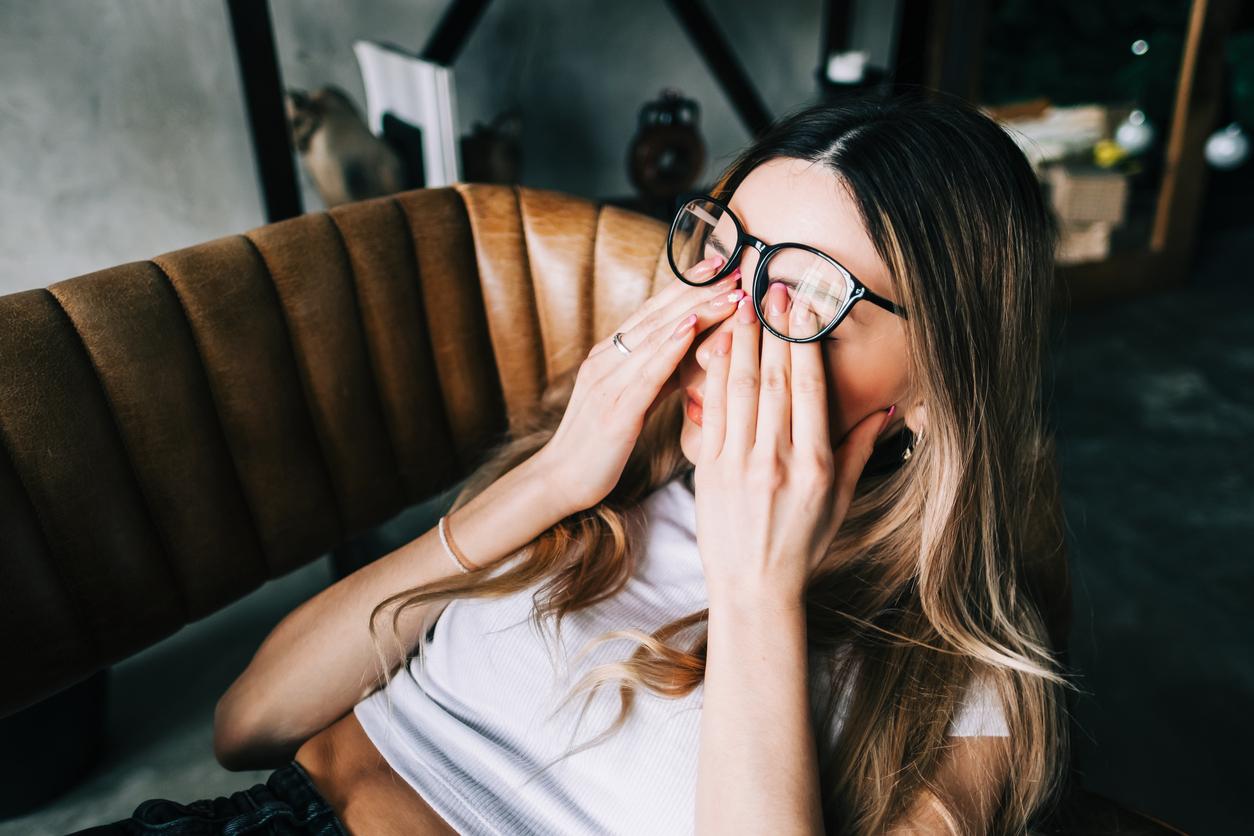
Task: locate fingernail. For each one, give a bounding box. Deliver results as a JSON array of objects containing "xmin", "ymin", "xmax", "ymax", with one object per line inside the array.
[
  {"xmin": 736, "ymin": 296, "xmax": 755, "ymax": 323},
  {"xmin": 693, "ymin": 254, "xmax": 725, "ymax": 278},
  {"xmin": 671, "ymin": 313, "xmax": 697, "ymax": 339},
  {"xmin": 713, "ymin": 288, "xmax": 745, "ymax": 308},
  {"xmin": 768, "ymin": 282, "xmax": 787, "ymax": 315},
  {"xmin": 877, "ymin": 404, "xmax": 896, "ymax": 437}
]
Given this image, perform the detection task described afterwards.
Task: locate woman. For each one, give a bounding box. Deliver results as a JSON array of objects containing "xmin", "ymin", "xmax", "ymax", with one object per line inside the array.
[{"xmin": 78, "ymin": 93, "xmax": 1073, "ymax": 835}]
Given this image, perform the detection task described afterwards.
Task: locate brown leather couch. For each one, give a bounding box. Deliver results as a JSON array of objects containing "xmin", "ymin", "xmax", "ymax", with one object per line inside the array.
[{"xmin": 0, "ymin": 185, "xmax": 1185, "ymax": 833}]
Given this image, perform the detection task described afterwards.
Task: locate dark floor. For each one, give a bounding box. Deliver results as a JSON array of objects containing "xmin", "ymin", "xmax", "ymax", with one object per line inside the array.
[{"xmin": 1048, "ymin": 231, "xmax": 1254, "ymax": 834}]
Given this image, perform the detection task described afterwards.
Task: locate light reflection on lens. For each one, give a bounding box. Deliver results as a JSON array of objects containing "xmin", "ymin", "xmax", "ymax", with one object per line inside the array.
[
  {"xmin": 762, "ymin": 246, "xmax": 851, "ymax": 340},
  {"xmin": 670, "ymin": 199, "xmax": 737, "ymax": 282}
]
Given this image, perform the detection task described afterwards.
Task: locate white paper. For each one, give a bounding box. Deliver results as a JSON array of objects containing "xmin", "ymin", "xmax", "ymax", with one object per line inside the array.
[{"xmin": 353, "ymin": 40, "xmax": 462, "ymax": 187}]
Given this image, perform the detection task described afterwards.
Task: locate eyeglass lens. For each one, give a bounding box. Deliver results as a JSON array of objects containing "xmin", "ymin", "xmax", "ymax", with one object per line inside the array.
[{"xmin": 670, "ymin": 198, "xmax": 853, "ymax": 340}]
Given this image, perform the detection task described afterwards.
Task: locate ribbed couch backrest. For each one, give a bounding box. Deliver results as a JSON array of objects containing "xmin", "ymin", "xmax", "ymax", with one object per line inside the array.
[{"xmin": 0, "ymin": 185, "xmax": 674, "ymax": 717}]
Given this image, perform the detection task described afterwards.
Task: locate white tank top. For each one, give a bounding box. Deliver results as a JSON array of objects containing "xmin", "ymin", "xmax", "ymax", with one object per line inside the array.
[{"xmin": 352, "ymin": 475, "xmax": 1007, "ymax": 835}]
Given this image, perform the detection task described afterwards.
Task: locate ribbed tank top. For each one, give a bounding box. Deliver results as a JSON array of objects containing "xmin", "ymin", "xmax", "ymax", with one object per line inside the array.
[{"xmin": 353, "ymin": 475, "xmax": 1008, "ymax": 835}]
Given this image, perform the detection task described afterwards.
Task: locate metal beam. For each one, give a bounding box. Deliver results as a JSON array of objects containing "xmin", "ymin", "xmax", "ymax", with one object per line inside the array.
[
  {"xmin": 225, "ymin": 0, "xmax": 303, "ymax": 222},
  {"xmin": 666, "ymin": 0, "xmax": 774, "ymax": 137},
  {"xmin": 422, "ymin": 0, "xmax": 491, "ymax": 65}
]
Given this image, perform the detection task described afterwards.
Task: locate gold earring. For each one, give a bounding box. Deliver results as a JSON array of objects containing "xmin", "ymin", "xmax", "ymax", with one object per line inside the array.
[{"xmin": 902, "ymin": 426, "xmax": 921, "ymax": 461}]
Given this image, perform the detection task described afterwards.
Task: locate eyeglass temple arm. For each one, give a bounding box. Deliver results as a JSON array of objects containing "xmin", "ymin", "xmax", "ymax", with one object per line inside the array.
[{"xmin": 862, "ymin": 289, "xmax": 909, "ymax": 320}]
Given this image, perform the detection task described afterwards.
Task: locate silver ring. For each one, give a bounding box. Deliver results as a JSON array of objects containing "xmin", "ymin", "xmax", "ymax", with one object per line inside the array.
[{"xmin": 612, "ymin": 331, "xmax": 633, "ymax": 356}]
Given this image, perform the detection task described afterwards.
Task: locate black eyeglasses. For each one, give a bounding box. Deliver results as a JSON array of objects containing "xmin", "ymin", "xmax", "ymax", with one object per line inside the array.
[{"xmin": 666, "ymin": 192, "xmax": 908, "ymax": 343}]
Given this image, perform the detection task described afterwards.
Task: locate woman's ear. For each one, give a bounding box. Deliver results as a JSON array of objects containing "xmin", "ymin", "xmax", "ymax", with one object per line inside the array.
[
  {"xmin": 904, "ymin": 401, "xmax": 927, "ymax": 440},
  {"xmin": 863, "ymin": 400, "xmax": 919, "ymax": 477}
]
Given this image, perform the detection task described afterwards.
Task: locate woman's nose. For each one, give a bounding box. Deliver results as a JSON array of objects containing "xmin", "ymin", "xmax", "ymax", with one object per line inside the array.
[{"xmin": 736, "ymin": 246, "xmax": 760, "ymax": 283}]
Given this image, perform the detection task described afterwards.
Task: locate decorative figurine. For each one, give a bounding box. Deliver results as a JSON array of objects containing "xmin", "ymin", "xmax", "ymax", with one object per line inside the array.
[{"xmin": 627, "ymin": 89, "xmax": 706, "ymax": 206}]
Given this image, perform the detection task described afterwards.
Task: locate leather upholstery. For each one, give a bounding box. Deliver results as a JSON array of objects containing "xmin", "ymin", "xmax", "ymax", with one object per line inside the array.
[{"xmin": 0, "ymin": 184, "xmax": 674, "ymax": 718}]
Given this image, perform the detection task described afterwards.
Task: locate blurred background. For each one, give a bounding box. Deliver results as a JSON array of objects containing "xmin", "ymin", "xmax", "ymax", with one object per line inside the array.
[{"xmin": 1, "ymin": 1, "xmax": 1251, "ymax": 834}]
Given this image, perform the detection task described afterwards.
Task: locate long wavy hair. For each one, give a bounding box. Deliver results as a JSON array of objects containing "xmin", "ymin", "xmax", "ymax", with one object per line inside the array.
[{"xmin": 367, "ymin": 92, "xmax": 1076, "ymax": 834}]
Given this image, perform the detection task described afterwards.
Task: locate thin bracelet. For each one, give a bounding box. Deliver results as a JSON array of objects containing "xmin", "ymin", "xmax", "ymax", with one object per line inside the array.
[{"xmin": 438, "ymin": 514, "xmax": 479, "ymax": 572}]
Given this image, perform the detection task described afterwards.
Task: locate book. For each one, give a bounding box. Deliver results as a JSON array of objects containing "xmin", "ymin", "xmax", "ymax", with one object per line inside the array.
[{"xmin": 353, "ymin": 39, "xmax": 462, "ymax": 188}]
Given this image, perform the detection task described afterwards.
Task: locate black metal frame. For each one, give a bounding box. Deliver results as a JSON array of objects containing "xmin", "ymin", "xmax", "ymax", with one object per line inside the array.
[
  {"xmin": 225, "ymin": 0, "xmax": 303, "ymax": 222},
  {"xmin": 666, "ymin": 193, "xmax": 908, "ymax": 344},
  {"xmin": 421, "ymin": 0, "xmax": 490, "ymax": 64},
  {"xmin": 665, "ymin": 0, "xmax": 773, "ymax": 137}
]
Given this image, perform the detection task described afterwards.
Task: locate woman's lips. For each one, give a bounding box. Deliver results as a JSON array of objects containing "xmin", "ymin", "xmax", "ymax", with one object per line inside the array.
[{"xmin": 684, "ymin": 387, "xmax": 703, "ymax": 427}]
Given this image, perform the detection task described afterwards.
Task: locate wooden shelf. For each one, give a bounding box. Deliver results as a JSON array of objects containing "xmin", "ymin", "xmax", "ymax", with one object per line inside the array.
[{"xmin": 915, "ymin": 0, "xmax": 1244, "ymax": 311}]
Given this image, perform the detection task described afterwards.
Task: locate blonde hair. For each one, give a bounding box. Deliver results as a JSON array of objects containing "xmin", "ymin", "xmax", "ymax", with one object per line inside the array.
[{"xmin": 368, "ymin": 93, "xmax": 1076, "ymax": 833}]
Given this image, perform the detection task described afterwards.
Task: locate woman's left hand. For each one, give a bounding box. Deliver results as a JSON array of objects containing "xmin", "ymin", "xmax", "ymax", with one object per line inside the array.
[{"xmin": 694, "ymin": 284, "xmax": 895, "ymax": 609}]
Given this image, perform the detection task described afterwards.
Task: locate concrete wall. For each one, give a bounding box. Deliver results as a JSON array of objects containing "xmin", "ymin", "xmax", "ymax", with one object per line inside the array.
[
  {"xmin": 0, "ymin": 0, "xmax": 898, "ymax": 296},
  {"xmin": 0, "ymin": 1, "xmax": 263, "ymax": 296}
]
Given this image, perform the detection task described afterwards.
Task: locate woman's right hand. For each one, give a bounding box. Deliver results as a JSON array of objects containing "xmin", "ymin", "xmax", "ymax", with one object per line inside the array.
[{"xmin": 533, "ymin": 254, "xmax": 746, "ymax": 517}]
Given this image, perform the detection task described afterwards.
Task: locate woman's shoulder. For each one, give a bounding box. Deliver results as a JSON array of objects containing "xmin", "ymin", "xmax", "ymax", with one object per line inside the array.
[
  {"xmin": 631, "ymin": 473, "xmax": 703, "ymax": 590},
  {"xmin": 948, "ymin": 669, "xmax": 1010, "ymax": 737},
  {"xmin": 639, "ymin": 472, "xmax": 697, "ymax": 530},
  {"xmin": 807, "ymin": 646, "xmax": 1011, "ymax": 739}
]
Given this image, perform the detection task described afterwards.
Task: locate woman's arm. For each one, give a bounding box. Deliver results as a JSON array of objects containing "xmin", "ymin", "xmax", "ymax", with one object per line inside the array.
[
  {"xmin": 213, "ymin": 268, "xmax": 740, "ymax": 771},
  {"xmin": 211, "ymin": 265, "xmax": 738, "ymax": 770},
  {"xmin": 696, "ymin": 590, "xmax": 824, "ymax": 835},
  {"xmin": 213, "ymin": 451, "xmax": 571, "ymax": 771},
  {"xmin": 696, "ymin": 591, "xmax": 1011, "ymax": 836}
]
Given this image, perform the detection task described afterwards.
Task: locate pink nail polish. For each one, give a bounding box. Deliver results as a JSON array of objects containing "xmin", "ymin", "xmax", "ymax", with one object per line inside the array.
[
  {"xmin": 736, "ymin": 296, "xmax": 755, "ymax": 323},
  {"xmin": 769, "ymin": 284, "xmax": 787, "ymax": 315},
  {"xmin": 698, "ymin": 254, "xmax": 726, "ymax": 276},
  {"xmin": 876, "ymin": 404, "xmax": 897, "ymax": 438},
  {"xmin": 671, "ymin": 313, "xmax": 697, "ymax": 339}
]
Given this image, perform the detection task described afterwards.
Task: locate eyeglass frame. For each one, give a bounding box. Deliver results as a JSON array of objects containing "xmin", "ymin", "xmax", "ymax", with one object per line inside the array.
[{"xmin": 665, "ymin": 192, "xmax": 909, "ymax": 343}]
